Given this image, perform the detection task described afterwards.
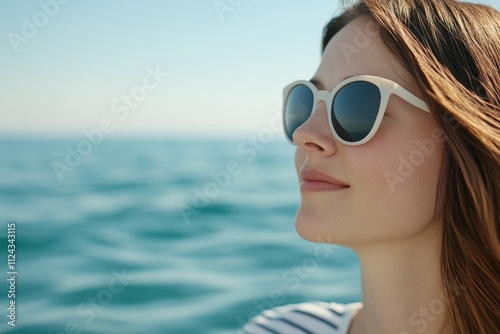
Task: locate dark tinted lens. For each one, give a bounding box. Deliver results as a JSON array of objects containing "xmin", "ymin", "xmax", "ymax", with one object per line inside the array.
[
  {"xmin": 284, "ymin": 84, "xmax": 314, "ymax": 141},
  {"xmin": 331, "ymin": 81, "xmax": 381, "ymax": 142}
]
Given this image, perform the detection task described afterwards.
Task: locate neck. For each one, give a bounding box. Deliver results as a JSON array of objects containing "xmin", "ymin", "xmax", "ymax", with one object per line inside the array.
[{"xmin": 347, "ymin": 222, "xmax": 450, "ymax": 334}]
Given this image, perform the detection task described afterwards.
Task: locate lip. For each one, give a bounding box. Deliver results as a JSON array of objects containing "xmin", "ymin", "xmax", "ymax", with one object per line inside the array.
[{"xmin": 300, "ymin": 169, "xmax": 350, "ymax": 192}]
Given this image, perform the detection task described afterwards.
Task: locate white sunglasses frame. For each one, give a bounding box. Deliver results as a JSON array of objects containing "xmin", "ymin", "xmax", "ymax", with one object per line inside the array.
[{"xmin": 283, "ymin": 75, "xmax": 431, "ymax": 146}]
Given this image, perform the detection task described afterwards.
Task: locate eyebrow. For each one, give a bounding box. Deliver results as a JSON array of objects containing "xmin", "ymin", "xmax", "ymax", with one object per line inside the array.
[
  {"xmin": 309, "ymin": 78, "xmax": 324, "ymax": 89},
  {"xmin": 309, "ymin": 76, "xmax": 353, "ymax": 90}
]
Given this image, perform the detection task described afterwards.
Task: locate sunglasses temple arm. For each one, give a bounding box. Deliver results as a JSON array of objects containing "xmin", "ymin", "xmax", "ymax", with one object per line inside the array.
[{"xmin": 393, "ymin": 88, "xmax": 431, "ymax": 113}]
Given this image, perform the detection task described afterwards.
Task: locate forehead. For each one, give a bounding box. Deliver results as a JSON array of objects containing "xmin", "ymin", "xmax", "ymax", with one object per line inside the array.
[{"xmin": 313, "ymin": 16, "xmax": 413, "ymax": 90}]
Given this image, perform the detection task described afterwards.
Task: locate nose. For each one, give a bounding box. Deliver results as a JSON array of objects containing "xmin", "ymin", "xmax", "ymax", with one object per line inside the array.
[{"xmin": 293, "ymin": 100, "xmax": 338, "ymax": 155}]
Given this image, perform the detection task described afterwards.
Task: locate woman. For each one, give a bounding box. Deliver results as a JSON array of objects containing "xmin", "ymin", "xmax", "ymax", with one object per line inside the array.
[{"xmin": 244, "ymin": 0, "xmax": 500, "ymax": 333}]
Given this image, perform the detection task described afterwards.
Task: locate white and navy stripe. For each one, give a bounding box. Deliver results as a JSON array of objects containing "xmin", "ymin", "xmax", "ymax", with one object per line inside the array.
[{"xmin": 242, "ymin": 301, "xmax": 362, "ymax": 334}]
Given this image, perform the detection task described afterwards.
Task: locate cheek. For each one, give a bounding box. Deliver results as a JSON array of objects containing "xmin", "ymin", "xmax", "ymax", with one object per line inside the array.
[{"xmin": 351, "ymin": 130, "xmax": 444, "ymax": 237}]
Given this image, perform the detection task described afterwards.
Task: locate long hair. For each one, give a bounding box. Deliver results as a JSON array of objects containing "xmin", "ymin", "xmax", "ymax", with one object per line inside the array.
[{"xmin": 322, "ymin": 1, "xmax": 500, "ymax": 333}]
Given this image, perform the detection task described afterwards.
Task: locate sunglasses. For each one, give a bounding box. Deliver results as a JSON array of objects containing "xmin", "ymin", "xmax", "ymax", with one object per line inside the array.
[{"xmin": 283, "ymin": 75, "xmax": 430, "ymax": 146}]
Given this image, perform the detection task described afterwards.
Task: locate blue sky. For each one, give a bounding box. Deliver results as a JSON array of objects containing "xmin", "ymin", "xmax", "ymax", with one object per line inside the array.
[{"xmin": 1, "ymin": 0, "xmax": 498, "ymax": 138}]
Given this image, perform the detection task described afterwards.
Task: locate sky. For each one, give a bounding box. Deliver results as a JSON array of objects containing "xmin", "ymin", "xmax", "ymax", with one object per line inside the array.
[{"xmin": 1, "ymin": 0, "xmax": 499, "ymax": 139}]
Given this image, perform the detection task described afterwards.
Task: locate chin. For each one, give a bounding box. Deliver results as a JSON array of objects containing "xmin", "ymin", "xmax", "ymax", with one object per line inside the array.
[
  {"xmin": 294, "ymin": 206, "xmax": 381, "ymax": 246},
  {"xmin": 294, "ymin": 207, "xmax": 346, "ymax": 244}
]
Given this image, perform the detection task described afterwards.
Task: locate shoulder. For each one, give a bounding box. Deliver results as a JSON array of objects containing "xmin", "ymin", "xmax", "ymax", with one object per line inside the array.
[{"xmin": 242, "ymin": 301, "xmax": 362, "ymax": 334}]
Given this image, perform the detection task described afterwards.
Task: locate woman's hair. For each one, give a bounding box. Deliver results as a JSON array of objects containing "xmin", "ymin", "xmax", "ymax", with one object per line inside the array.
[{"xmin": 322, "ymin": 0, "xmax": 500, "ymax": 333}]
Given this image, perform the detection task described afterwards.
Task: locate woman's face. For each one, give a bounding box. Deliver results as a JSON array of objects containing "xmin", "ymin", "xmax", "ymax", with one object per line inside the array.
[{"xmin": 293, "ymin": 16, "xmax": 444, "ymax": 245}]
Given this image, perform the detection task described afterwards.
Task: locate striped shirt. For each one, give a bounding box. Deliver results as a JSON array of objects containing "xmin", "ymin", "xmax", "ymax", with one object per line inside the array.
[{"xmin": 242, "ymin": 301, "xmax": 362, "ymax": 334}]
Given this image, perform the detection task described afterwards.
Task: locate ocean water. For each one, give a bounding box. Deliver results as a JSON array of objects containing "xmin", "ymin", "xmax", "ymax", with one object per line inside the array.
[{"xmin": 0, "ymin": 137, "xmax": 361, "ymax": 334}]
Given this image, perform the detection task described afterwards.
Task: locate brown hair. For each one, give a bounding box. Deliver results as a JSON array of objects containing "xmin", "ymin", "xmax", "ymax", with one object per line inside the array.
[{"xmin": 322, "ymin": 0, "xmax": 500, "ymax": 333}]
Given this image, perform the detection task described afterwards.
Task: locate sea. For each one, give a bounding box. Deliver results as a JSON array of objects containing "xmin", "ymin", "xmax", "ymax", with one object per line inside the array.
[{"xmin": 0, "ymin": 137, "xmax": 361, "ymax": 334}]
